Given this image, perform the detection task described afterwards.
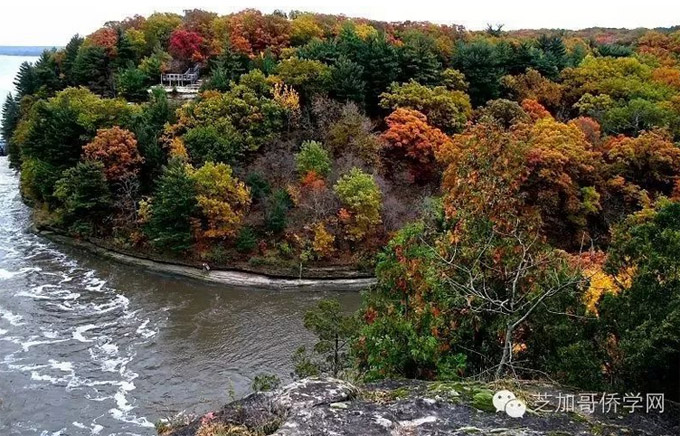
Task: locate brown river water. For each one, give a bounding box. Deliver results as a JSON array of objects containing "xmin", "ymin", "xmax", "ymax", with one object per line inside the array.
[{"xmin": 0, "ymin": 157, "xmax": 361, "ymax": 435}]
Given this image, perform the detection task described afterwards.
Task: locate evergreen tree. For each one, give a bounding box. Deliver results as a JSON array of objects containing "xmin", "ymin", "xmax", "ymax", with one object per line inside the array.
[
  {"xmin": 34, "ymin": 50, "xmax": 62, "ymax": 95},
  {"xmin": 330, "ymin": 57, "xmax": 366, "ymax": 104},
  {"xmin": 132, "ymin": 88, "xmax": 173, "ymax": 193},
  {"xmin": 209, "ymin": 45, "xmax": 250, "ymax": 83},
  {"xmin": 535, "ymin": 35, "xmax": 568, "ymax": 80},
  {"xmin": 398, "ymin": 32, "xmax": 442, "ymax": 85},
  {"xmin": 297, "ymin": 38, "xmax": 340, "ymax": 64},
  {"xmin": 600, "ymin": 200, "xmax": 680, "ymax": 397},
  {"xmin": 116, "ymin": 67, "xmax": 150, "ymax": 101},
  {"xmin": 292, "ymin": 299, "xmax": 358, "ymax": 378},
  {"xmin": 356, "ymin": 33, "xmax": 401, "ymax": 112},
  {"xmin": 1, "ymin": 94, "xmax": 20, "ymax": 166},
  {"xmin": 506, "ymin": 41, "xmax": 540, "ymax": 75},
  {"xmin": 145, "ymin": 159, "xmax": 197, "ymax": 252},
  {"xmin": 72, "ymin": 45, "xmax": 112, "ymax": 96},
  {"xmin": 61, "ymin": 34, "xmax": 84, "ymax": 84},
  {"xmin": 54, "ymin": 161, "xmax": 112, "ymax": 234},
  {"xmin": 1, "ymin": 93, "xmax": 18, "ymax": 143},
  {"xmin": 265, "ymin": 189, "xmax": 291, "ymax": 234},
  {"xmin": 13, "ymin": 61, "xmax": 38, "ymax": 98},
  {"xmin": 114, "ymin": 27, "xmax": 137, "ymax": 70},
  {"xmin": 201, "ymin": 67, "xmax": 231, "ymax": 92},
  {"xmin": 336, "ymin": 23, "xmax": 364, "ymax": 60},
  {"xmin": 21, "ymin": 99, "xmax": 87, "ymax": 169},
  {"xmin": 452, "ymin": 40, "xmax": 505, "ymax": 106}
]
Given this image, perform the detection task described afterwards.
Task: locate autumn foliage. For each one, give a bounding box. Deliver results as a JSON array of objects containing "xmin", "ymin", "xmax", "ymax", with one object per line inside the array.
[
  {"xmin": 169, "ymin": 29, "xmax": 206, "ymax": 63},
  {"xmin": 381, "ymin": 108, "xmax": 453, "ymax": 182},
  {"xmin": 8, "ymin": 7, "xmax": 680, "ymax": 399},
  {"xmin": 83, "ymin": 127, "xmax": 143, "ymax": 183},
  {"xmin": 191, "ymin": 162, "xmax": 251, "ymax": 240}
]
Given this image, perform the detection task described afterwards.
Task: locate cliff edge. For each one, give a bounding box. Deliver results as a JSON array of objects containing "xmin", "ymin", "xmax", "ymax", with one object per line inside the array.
[{"xmin": 158, "ymin": 378, "xmax": 679, "ymax": 436}]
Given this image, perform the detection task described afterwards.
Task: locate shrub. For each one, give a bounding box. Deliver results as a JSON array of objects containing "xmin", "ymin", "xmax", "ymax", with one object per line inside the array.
[{"xmin": 251, "ymin": 373, "xmax": 281, "ymax": 392}]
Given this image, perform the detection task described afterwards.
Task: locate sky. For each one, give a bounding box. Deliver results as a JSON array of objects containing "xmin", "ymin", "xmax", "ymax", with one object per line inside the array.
[{"xmin": 1, "ymin": 0, "xmax": 680, "ymax": 46}]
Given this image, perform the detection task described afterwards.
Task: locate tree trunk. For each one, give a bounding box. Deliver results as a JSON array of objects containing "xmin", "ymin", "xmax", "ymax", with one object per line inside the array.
[{"xmin": 495, "ymin": 325, "xmax": 513, "ymax": 380}]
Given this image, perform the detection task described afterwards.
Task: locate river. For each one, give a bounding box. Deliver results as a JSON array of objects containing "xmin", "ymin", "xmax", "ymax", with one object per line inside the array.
[{"xmin": 0, "ymin": 157, "xmax": 361, "ymax": 435}]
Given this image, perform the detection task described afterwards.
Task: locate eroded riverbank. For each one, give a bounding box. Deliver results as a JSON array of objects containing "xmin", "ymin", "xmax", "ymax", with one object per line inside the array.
[{"xmin": 36, "ymin": 230, "xmax": 376, "ymax": 292}]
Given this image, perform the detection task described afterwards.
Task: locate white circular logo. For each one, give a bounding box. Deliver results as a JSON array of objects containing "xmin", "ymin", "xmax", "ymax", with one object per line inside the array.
[
  {"xmin": 504, "ymin": 398, "xmax": 527, "ymax": 418},
  {"xmin": 493, "ymin": 390, "xmax": 516, "ymax": 412},
  {"xmin": 493, "ymin": 390, "xmax": 526, "ymax": 418}
]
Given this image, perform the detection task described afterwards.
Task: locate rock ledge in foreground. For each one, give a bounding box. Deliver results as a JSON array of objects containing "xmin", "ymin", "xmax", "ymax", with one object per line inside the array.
[{"xmin": 159, "ymin": 377, "xmax": 679, "ymax": 436}]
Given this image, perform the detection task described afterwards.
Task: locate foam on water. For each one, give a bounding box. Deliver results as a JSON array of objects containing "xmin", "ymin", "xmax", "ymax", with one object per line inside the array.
[
  {"xmin": 49, "ymin": 359, "xmax": 74, "ymax": 372},
  {"xmin": 0, "ymin": 306, "xmax": 24, "ymax": 326},
  {"xmin": 136, "ymin": 319, "xmax": 157, "ymax": 339},
  {"xmin": 72, "ymin": 422, "xmax": 104, "ymax": 435},
  {"xmin": 0, "ymin": 266, "xmax": 41, "ymax": 279},
  {"xmin": 72, "ymin": 324, "xmax": 98, "ymax": 343}
]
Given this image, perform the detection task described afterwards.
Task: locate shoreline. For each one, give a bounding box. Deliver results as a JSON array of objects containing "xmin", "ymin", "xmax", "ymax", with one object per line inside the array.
[{"xmin": 35, "ymin": 229, "xmax": 377, "ymax": 291}]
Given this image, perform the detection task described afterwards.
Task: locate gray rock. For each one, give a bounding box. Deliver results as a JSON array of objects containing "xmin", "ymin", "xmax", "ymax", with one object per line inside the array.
[
  {"xmin": 273, "ymin": 378, "xmax": 358, "ymax": 412},
  {"xmin": 161, "ymin": 378, "xmax": 680, "ymax": 436}
]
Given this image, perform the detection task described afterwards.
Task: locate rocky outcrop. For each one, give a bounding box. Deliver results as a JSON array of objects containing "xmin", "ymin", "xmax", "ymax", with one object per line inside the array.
[{"xmin": 159, "ymin": 378, "xmax": 680, "ymax": 436}]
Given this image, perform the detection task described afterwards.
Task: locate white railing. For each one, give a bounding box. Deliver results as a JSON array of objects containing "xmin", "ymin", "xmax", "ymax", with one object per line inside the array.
[{"xmin": 161, "ymin": 73, "xmax": 199, "ymax": 84}]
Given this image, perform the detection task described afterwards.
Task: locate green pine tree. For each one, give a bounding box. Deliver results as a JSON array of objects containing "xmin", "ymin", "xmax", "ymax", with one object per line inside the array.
[
  {"xmin": 145, "ymin": 159, "xmax": 197, "ymax": 252},
  {"xmin": 1, "ymin": 93, "xmax": 20, "ymax": 167}
]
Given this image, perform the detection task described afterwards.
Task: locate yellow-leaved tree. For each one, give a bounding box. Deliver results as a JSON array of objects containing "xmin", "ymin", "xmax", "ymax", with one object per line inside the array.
[
  {"xmin": 190, "ymin": 162, "xmax": 251, "ymax": 240},
  {"xmin": 333, "ymin": 168, "xmax": 382, "ymax": 241}
]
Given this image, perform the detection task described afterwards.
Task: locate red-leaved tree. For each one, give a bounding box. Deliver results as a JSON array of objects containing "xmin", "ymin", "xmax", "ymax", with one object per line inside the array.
[{"xmin": 169, "ymin": 29, "xmax": 206, "ymax": 63}]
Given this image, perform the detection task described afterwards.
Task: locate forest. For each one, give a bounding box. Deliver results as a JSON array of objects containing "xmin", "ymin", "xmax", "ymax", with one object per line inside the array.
[{"xmin": 1, "ymin": 9, "xmax": 679, "ymax": 398}]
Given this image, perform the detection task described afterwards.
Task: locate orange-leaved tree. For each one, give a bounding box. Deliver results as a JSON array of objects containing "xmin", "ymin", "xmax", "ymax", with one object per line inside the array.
[
  {"xmin": 381, "ymin": 108, "xmax": 453, "ymax": 183},
  {"xmin": 83, "ymin": 127, "xmax": 144, "ymax": 184},
  {"xmin": 438, "ymin": 117, "xmax": 603, "ymax": 248},
  {"xmin": 602, "ymin": 129, "xmax": 680, "ymax": 195}
]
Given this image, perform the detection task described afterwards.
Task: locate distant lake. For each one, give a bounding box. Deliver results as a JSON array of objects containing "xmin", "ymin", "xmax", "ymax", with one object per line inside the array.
[
  {"xmin": 0, "ymin": 54, "xmax": 39, "ymax": 116},
  {"xmin": 0, "ymin": 46, "xmax": 55, "ymax": 57}
]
